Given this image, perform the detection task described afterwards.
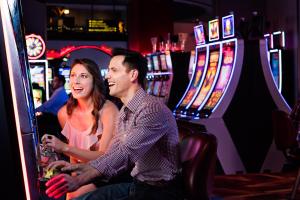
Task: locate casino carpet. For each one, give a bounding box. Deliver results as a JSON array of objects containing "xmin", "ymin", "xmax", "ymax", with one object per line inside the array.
[{"xmin": 212, "ymin": 170, "xmax": 300, "ymax": 200}]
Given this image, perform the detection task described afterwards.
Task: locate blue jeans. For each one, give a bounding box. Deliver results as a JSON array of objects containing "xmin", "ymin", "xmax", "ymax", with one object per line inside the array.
[{"xmin": 74, "ymin": 178, "xmax": 183, "ymax": 200}]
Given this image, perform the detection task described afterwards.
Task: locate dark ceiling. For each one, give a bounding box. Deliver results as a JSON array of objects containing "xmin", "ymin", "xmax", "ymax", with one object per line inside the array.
[{"xmin": 38, "ymin": 0, "xmax": 213, "ymax": 22}]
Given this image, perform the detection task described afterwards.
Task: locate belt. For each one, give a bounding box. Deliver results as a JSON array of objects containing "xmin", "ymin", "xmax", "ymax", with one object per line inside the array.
[{"xmin": 134, "ymin": 176, "xmax": 179, "ymax": 187}]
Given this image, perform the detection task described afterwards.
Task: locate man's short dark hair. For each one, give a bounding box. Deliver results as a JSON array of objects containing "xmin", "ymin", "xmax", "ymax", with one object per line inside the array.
[
  {"xmin": 112, "ymin": 48, "xmax": 147, "ymax": 88},
  {"xmin": 56, "ymin": 74, "xmax": 66, "ymax": 85}
]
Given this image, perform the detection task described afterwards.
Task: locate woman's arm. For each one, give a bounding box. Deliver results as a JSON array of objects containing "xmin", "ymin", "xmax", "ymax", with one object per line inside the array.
[
  {"xmin": 98, "ymin": 100, "xmax": 119, "ymax": 153},
  {"xmin": 48, "ymin": 101, "xmax": 119, "ymax": 162}
]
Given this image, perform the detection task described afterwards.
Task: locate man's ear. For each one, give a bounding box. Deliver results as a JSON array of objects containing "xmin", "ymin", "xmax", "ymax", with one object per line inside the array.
[{"xmin": 130, "ymin": 69, "xmax": 139, "ymax": 82}]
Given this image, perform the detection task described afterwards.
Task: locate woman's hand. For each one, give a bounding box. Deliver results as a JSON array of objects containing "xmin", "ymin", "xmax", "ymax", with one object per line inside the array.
[{"xmin": 42, "ymin": 134, "xmax": 68, "ymax": 153}]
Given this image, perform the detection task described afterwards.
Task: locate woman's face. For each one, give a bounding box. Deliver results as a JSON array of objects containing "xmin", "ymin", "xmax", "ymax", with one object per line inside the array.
[{"xmin": 69, "ymin": 63, "xmax": 93, "ymax": 100}]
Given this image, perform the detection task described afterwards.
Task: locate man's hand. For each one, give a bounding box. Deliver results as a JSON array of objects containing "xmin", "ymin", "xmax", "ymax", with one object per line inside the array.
[
  {"xmin": 46, "ymin": 160, "xmax": 70, "ymax": 172},
  {"xmin": 45, "ymin": 163, "xmax": 101, "ymax": 199}
]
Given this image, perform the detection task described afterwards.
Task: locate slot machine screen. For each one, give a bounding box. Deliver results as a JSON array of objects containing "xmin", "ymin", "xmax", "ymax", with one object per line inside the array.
[
  {"xmin": 222, "ymin": 14, "xmax": 235, "ymax": 39},
  {"xmin": 59, "ymin": 67, "xmax": 71, "ymax": 93},
  {"xmin": 152, "ymin": 55, "xmax": 160, "ymax": 71},
  {"xmin": 209, "ymin": 19, "xmax": 219, "ymax": 42},
  {"xmin": 146, "ymin": 55, "xmax": 152, "ymax": 72},
  {"xmin": 165, "ymin": 53, "xmax": 172, "ymax": 70},
  {"xmin": 32, "ymin": 88, "xmax": 43, "ymax": 108},
  {"xmin": 47, "ymin": 67, "xmax": 53, "ymax": 82},
  {"xmin": 190, "ymin": 49, "xmax": 220, "ymax": 109},
  {"xmin": 29, "ymin": 63, "xmax": 45, "ymax": 89},
  {"xmin": 160, "ymin": 54, "xmax": 168, "ymax": 71},
  {"xmin": 146, "ymin": 80, "xmax": 154, "ymax": 95},
  {"xmin": 203, "ymin": 42, "xmax": 235, "ymax": 110},
  {"xmin": 270, "ymin": 51, "xmax": 280, "ymax": 88},
  {"xmin": 153, "ymin": 80, "xmax": 162, "ymax": 96},
  {"xmin": 194, "ymin": 24, "xmax": 206, "ymax": 45},
  {"xmin": 180, "ymin": 48, "xmax": 207, "ymax": 107}
]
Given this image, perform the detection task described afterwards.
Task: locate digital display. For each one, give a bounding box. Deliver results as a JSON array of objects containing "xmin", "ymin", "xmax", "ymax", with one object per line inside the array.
[
  {"xmin": 47, "ymin": 67, "xmax": 52, "ymax": 82},
  {"xmin": 146, "ymin": 80, "xmax": 154, "ymax": 95},
  {"xmin": 29, "ymin": 64, "xmax": 45, "ymax": 89},
  {"xmin": 191, "ymin": 48, "xmax": 220, "ymax": 108},
  {"xmin": 180, "ymin": 48, "xmax": 207, "ymax": 107},
  {"xmin": 194, "ymin": 24, "xmax": 206, "ymax": 45},
  {"xmin": 270, "ymin": 51, "xmax": 280, "ymax": 89},
  {"xmin": 160, "ymin": 81, "xmax": 168, "ymax": 97},
  {"xmin": 32, "ymin": 88, "xmax": 43, "ymax": 108},
  {"xmin": 152, "ymin": 55, "xmax": 160, "ymax": 71},
  {"xmin": 209, "ymin": 19, "xmax": 219, "ymax": 41},
  {"xmin": 222, "ymin": 14, "xmax": 235, "ymax": 39},
  {"xmin": 146, "ymin": 55, "xmax": 152, "ymax": 72},
  {"xmin": 153, "ymin": 80, "xmax": 162, "ymax": 96},
  {"xmin": 188, "ymin": 50, "xmax": 196, "ymax": 79},
  {"xmin": 160, "ymin": 54, "xmax": 168, "ymax": 71},
  {"xmin": 165, "ymin": 53, "xmax": 172, "ymax": 71},
  {"xmin": 59, "ymin": 67, "xmax": 71, "ymax": 93},
  {"xmin": 203, "ymin": 42, "xmax": 235, "ymax": 110}
]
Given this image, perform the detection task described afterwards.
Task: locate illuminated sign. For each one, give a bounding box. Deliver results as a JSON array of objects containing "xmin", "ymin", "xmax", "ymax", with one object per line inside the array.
[
  {"xmin": 88, "ymin": 19, "xmax": 117, "ymax": 32},
  {"xmin": 194, "ymin": 24, "xmax": 206, "ymax": 45},
  {"xmin": 208, "ymin": 19, "xmax": 219, "ymax": 42},
  {"xmin": 222, "ymin": 14, "xmax": 235, "ymax": 39},
  {"xmin": 25, "ymin": 34, "xmax": 46, "ymax": 60}
]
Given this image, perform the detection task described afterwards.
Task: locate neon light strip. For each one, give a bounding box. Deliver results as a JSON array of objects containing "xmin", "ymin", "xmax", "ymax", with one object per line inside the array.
[
  {"xmin": 273, "ymin": 31, "xmax": 282, "ymax": 35},
  {"xmin": 281, "ymin": 32, "xmax": 285, "ymax": 48},
  {"xmin": 0, "ymin": 1, "xmax": 31, "ymax": 199},
  {"xmin": 278, "ymin": 50, "xmax": 282, "ymax": 92}
]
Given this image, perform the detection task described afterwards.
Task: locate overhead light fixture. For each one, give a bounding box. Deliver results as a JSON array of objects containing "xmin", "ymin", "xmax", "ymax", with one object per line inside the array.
[{"xmin": 63, "ymin": 9, "xmax": 70, "ymax": 15}]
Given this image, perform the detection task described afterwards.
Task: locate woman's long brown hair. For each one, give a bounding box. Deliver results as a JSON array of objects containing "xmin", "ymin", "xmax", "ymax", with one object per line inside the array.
[{"xmin": 66, "ymin": 58, "xmax": 106, "ymax": 135}]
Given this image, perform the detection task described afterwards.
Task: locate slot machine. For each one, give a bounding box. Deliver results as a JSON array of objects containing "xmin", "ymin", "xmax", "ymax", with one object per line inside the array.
[
  {"xmin": 0, "ymin": 0, "xmax": 40, "ymax": 199},
  {"xmin": 145, "ymin": 50, "xmax": 189, "ymax": 110},
  {"xmin": 173, "ymin": 24, "xmax": 208, "ymax": 116},
  {"xmin": 26, "ymin": 34, "xmax": 50, "ymax": 102},
  {"xmin": 175, "ymin": 13, "xmax": 290, "ymax": 174},
  {"xmin": 262, "ymin": 31, "xmax": 291, "ymax": 110},
  {"xmin": 260, "ymin": 31, "xmax": 291, "ymax": 171}
]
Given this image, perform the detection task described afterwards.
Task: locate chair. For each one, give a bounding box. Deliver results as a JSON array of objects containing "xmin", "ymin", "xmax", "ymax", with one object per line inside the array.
[
  {"xmin": 272, "ymin": 109, "xmax": 300, "ymax": 200},
  {"xmin": 178, "ymin": 123, "xmax": 218, "ymax": 200}
]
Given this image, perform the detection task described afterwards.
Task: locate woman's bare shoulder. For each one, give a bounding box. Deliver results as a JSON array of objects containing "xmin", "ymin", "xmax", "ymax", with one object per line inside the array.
[
  {"xmin": 103, "ymin": 100, "xmax": 119, "ymax": 111},
  {"xmin": 57, "ymin": 105, "xmax": 68, "ymax": 127},
  {"xmin": 100, "ymin": 100, "xmax": 119, "ymax": 116}
]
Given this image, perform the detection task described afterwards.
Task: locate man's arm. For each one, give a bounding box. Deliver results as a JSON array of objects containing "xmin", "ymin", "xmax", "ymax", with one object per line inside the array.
[{"xmin": 89, "ymin": 102, "xmax": 169, "ymax": 177}]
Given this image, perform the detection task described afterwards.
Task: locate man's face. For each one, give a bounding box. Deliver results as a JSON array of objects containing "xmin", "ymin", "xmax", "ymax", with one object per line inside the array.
[
  {"xmin": 106, "ymin": 55, "xmax": 133, "ymax": 99},
  {"xmin": 52, "ymin": 76, "xmax": 61, "ymax": 90}
]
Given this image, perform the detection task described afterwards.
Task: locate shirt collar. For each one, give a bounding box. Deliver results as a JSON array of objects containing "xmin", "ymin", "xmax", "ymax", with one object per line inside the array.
[{"xmin": 125, "ymin": 88, "xmax": 146, "ymax": 113}]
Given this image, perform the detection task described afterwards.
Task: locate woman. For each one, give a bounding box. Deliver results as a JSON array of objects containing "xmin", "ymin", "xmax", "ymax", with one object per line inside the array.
[{"xmin": 42, "ymin": 58, "xmax": 119, "ymax": 199}]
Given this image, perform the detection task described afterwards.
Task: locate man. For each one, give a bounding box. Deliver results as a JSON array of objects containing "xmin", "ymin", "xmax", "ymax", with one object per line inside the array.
[
  {"xmin": 36, "ymin": 74, "xmax": 69, "ymax": 115},
  {"xmin": 45, "ymin": 48, "xmax": 183, "ymax": 200}
]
